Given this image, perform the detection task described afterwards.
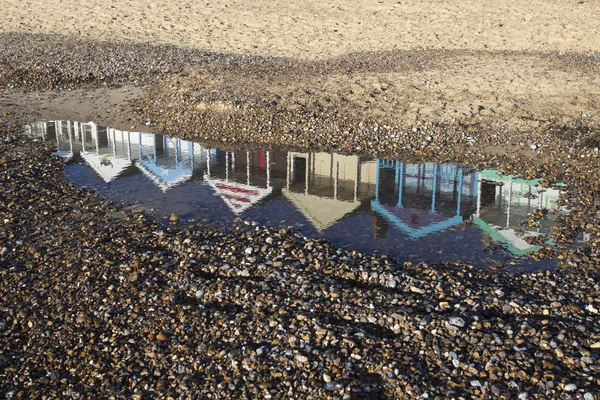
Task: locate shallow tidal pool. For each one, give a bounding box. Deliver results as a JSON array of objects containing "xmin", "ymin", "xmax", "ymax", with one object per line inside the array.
[{"xmin": 28, "ymin": 120, "xmax": 574, "ymax": 271}]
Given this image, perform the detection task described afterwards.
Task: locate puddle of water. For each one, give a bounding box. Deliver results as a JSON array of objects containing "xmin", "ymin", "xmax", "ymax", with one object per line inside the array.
[{"xmin": 27, "ymin": 120, "xmax": 570, "ymax": 271}]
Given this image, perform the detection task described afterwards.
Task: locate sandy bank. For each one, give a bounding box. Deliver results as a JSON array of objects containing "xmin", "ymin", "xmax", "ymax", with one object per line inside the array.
[{"xmin": 2, "ymin": 0, "xmax": 600, "ymax": 59}]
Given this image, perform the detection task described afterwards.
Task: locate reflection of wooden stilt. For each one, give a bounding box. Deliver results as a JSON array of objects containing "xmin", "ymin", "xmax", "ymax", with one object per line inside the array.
[
  {"xmin": 206, "ymin": 148, "xmax": 211, "ymax": 177},
  {"xmin": 266, "ymin": 151, "xmax": 271, "ymax": 188},
  {"xmin": 111, "ymin": 129, "xmax": 117, "ymax": 159},
  {"xmin": 354, "ymin": 158, "xmax": 359, "ymax": 203},
  {"xmin": 375, "ymin": 159, "xmax": 380, "ymax": 202},
  {"xmin": 286, "ymin": 153, "xmax": 290, "ymax": 190},
  {"xmin": 126, "ymin": 131, "xmax": 132, "ymax": 161},
  {"xmin": 334, "ymin": 162, "xmax": 338, "ymax": 200},
  {"xmin": 430, "ymin": 164, "xmax": 438, "ymax": 213},
  {"xmin": 456, "ymin": 168, "xmax": 463, "ymax": 216},
  {"xmin": 225, "ymin": 152, "xmax": 229, "ymax": 182},
  {"xmin": 174, "ymin": 138, "xmax": 180, "ymax": 164},
  {"xmin": 507, "ymin": 176, "xmax": 513, "ymax": 228},
  {"xmin": 247, "ymin": 152, "xmax": 250, "ymax": 186},
  {"xmin": 397, "ymin": 163, "xmax": 404, "ymax": 208},
  {"xmin": 476, "ymin": 172, "xmax": 481, "ymax": 218},
  {"xmin": 305, "ymin": 153, "xmax": 309, "ymax": 196},
  {"xmin": 92, "ymin": 124, "xmax": 99, "ymax": 155},
  {"xmin": 152, "ymin": 134, "xmax": 157, "ymax": 163},
  {"xmin": 67, "ymin": 121, "xmax": 73, "ymax": 155},
  {"xmin": 56, "ymin": 121, "xmax": 62, "ymax": 148}
]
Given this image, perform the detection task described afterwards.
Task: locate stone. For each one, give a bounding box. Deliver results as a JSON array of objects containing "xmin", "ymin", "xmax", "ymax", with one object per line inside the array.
[{"xmin": 448, "ymin": 317, "xmax": 465, "ymax": 327}]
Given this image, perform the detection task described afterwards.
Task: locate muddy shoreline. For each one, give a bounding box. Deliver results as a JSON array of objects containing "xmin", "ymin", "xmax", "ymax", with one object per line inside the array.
[{"xmin": 1, "ymin": 33, "xmax": 600, "ymax": 398}]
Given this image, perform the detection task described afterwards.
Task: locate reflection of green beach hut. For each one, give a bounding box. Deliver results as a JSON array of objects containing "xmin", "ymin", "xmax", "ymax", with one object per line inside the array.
[
  {"xmin": 472, "ymin": 170, "xmax": 564, "ymax": 255},
  {"xmin": 370, "ymin": 160, "xmax": 477, "ymax": 239}
]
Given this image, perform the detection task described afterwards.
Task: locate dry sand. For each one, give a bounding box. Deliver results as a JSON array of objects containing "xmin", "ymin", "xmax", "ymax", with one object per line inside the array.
[
  {"xmin": 1, "ymin": 0, "xmax": 599, "ymax": 130},
  {"xmin": 3, "ymin": 0, "xmax": 600, "ymax": 59}
]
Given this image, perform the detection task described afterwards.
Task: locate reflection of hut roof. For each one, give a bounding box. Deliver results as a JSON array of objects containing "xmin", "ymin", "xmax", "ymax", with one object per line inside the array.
[
  {"xmin": 206, "ymin": 177, "xmax": 273, "ymax": 214},
  {"xmin": 282, "ymin": 189, "xmax": 361, "ymax": 232},
  {"xmin": 370, "ymin": 200, "xmax": 463, "ymax": 239},
  {"xmin": 136, "ymin": 159, "xmax": 193, "ymax": 192},
  {"xmin": 81, "ymin": 152, "xmax": 132, "ymax": 183},
  {"xmin": 479, "ymin": 169, "xmax": 567, "ymax": 187},
  {"xmin": 472, "ymin": 216, "xmax": 541, "ymax": 255}
]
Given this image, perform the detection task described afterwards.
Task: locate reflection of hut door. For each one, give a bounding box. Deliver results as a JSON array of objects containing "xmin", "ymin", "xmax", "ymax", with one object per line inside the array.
[{"xmin": 292, "ymin": 156, "xmax": 307, "ymax": 184}]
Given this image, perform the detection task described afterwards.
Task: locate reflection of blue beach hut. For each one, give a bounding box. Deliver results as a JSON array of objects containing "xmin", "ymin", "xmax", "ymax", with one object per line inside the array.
[
  {"xmin": 136, "ymin": 133, "xmax": 195, "ymax": 192},
  {"xmin": 370, "ymin": 160, "xmax": 478, "ymax": 239}
]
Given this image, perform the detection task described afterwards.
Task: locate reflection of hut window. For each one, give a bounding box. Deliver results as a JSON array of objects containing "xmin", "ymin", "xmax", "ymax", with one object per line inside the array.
[
  {"xmin": 410, "ymin": 214, "xmax": 420, "ymax": 225},
  {"xmin": 371, "ymin": 215, "xmax": 388, "ymax": 238},
  {"xmin": 480, "ymin": 181, "xmax": 498, "ymax": 207},
  {"xmin": 100, "ymin": 155, "xmax": 113, "ymax": 167},
  {"xmin": 98, "ymin": 128, "xmax": 109, "ymax": 147},
  {"xmin": 293, "ymin": 157, "xmax": 307, "ymax": 184}
]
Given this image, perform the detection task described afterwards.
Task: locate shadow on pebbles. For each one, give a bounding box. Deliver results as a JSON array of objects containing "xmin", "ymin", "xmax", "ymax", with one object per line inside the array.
[
  {"xmin": 1, "ymin": 119, "xmax": 600, "ymax": 399},
  {"xmin": 1, "ymin": 33, "xmax": 600, "ymax": 399}
]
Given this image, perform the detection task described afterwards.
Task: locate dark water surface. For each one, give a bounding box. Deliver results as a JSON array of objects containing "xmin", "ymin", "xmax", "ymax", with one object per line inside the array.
[{"xmin": 28, "ymin": 120, "xmax": 571, "ymax": 271}]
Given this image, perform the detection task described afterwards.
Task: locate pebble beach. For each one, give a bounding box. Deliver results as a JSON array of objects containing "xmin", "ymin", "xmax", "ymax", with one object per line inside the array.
[{"xmin": 2, "ymin": 1, "xmax": 600, "ymax": 398}]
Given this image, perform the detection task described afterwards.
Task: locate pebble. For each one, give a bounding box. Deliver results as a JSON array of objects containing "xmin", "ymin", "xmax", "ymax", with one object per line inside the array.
[
  {"xmin": 564, "ymin": 383, "xmax": 577, "ymax": 391},
  {"xmin": 1, "ymin": 33, "xmax": 600, "ymax": 400},
  {"xmin": 448, "ymin": 316, "xmax": 465, "ymax": 327}
]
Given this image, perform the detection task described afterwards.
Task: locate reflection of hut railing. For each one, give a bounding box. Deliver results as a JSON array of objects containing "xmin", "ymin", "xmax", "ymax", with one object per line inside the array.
[{"xmin": 371, "ymin": 160, "xmax": 477, "ymax": 239}]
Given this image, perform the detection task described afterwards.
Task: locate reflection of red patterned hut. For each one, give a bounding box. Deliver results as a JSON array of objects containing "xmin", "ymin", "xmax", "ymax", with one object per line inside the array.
[{"xmin": 203, "ymin": 150, "xmax": 273, "ymax": 214}]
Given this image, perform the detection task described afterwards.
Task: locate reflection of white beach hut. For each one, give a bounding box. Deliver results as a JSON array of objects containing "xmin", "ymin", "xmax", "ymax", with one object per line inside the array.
[
  {"xmin": 472, "ymin": 170, "xmax": 563, "ymax": 255},
  {"xmin": 78, "ymin": 123, "xmax": 141, "ymax": 183},
  {"xmin": 204, "ymin": 150, "xmax": 273, "ymax": 214},
  {"xmin": 30, "ymin": 121, "xmax": 78, "ymax": 161},
  {"xmin": 52, "ymin": 120, "xmax": 75, "ymax": 161},
  {"xmin": 282, "ymin": 152, "xmax": 370, "ymax": 231},
  {"xmin": 136, "ymin": 133, "xmax": 195, "ymax": 192},
  {"xmin": 370, "ymin": 160, "xmax": 477, "ymax": 239}
]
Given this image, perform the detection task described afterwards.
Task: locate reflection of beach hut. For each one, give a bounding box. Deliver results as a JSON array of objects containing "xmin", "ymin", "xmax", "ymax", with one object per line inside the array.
[
  {"xmin": 281, "ymin": 152, "xmax": 372, "ymax": 231},
  {"xmin": 472, "ymin": 170, "xmax": 563, "ymax": 254},
  {"xmin": 52, "ymin": 120, "xmax": 75, "ymax": 161},
  {"xmin": 79, "ymin": 122, "xmax": 139, "ymax": 183},
  {"xmin": 204, "ymin": 150, "xmax": 273, "ymax": 214},
  {"xmin": 370, "ymin": 160, "xmax": 477, "ymax": 239},
  {"xmin": 30, "ymin": 121, "xmax": 78, "ymax": 161},
  {"xmin": 136, "ymin": 133, "xmax": 195, "ymax": 192}
]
